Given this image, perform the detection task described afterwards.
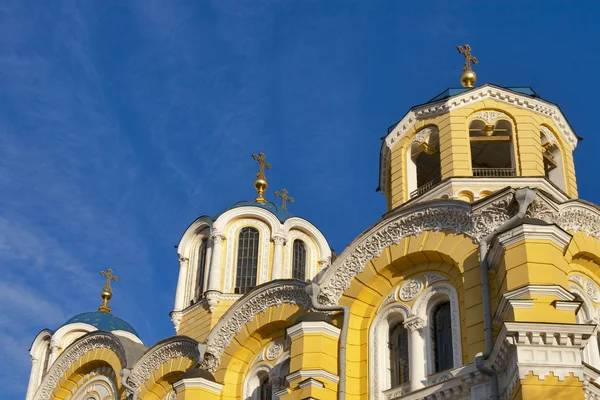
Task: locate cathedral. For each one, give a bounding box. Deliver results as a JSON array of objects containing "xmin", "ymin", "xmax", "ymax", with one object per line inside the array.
[{"xmin": 24, "ymin": 46, "xmax": 600, "ymax": 400}]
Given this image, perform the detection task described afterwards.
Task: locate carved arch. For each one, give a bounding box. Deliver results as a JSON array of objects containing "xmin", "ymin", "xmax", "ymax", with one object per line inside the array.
[
  {"xmin": 32, "ymin": 332, "xmax": 126, "ymax": 400},
  {"xmin": 318, "ymin": 192, "xmax": 515, "ymax": 304},
  {"xmin": 126, "ymin": 336, "xmax": 200, "ymax": 391},
  {"xmin": 200, "ymin": 281, "xmax": 310, "ymax": 372}
]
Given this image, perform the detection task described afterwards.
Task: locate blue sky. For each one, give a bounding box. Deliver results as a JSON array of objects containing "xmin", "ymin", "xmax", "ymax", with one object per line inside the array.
[{"xmin": 1, "ymin": 1, "xmax": 599, "ymax": 398}]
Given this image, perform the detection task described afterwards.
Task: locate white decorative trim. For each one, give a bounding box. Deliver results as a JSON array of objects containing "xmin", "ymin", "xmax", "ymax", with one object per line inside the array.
[
  {"xmin": 33, "ymin": 332, "xmax": 126, "ymax": 400},
  {"xmin": 399, "ymin": 278, "xmax": 423, "ymax": 301},
  {"xmin": 554, "ymin": 300, "xmax": 582, "ymax": 311},
  {"xmin": 409, "ymin": 177, "xmax": 570, "ymax": 205},
  {"xmin": 570, "ymin": 274, "xmax": 584, "ymax": 286},
  {"xmin": 412, "ymin": 283, "xmax": 463, "ymax": 371},
  {"xmin": 540, "ymin": 125, "xmax": 558, "ymax": 145},
  {"xmin": 224, "ymin": 219, "xmax": 270, "ymax": 292},
  {"xmin": 286, "ymin": 369, "xmax": 339, "ymax": 384},
  {"xmin": 471, "ymin": 110, "xmax": 511, "ymax": 124},
  {"xmin": 498, "ymin": 321, "xmax": 595, "ymax": 381},
  {"xmin": 265, "ymin": 340, "xmax": 284, "ymax": 361},
  {"xmin": 127, "ymin": 337, "xmax": 200, "ymax": 389},
  {"xmin": 369, "ymin": 303, "xmax": 412, "ymax": 400},
  {"xmin": 287, "ymin": 321, "xmax": 340, "ymax": 339},
  {"xmin": 409, "ymin": 126, "xmax": 439, "ymax": 145},
  {"xmin": 112, "ymin": 330, "xmax": 144, "ymax": 344},
  {"xmin": 494, "ymin": 285, "xmax": 575, "ymax": 326},
  {"xmin": 570, "ymin": 284, "xmax": 597, "ymax": 324},
  {"xmin": 378, "ymin": 287, "xmax": 398, "ymax": 312},
  {"xmin": 173, "ymin": 377, "xmax": 223, "ymax": 394},
  {"xmin": 200, "ymin": 281, "xmax": 310, "ymax": 372},
  {"xmin": 487, "ymin": 223, "xmax": 572, "ymax": 273},
  {"xmin": 424, "ymin": 274, "xmax": 447, "ymax": 287},
  {"xmin": 298, "ymin": 378, "xmax": 325, "ymax": 389},
  {"xmin": 586, "ymin": 279, "xmax": 600, "ymax": 302},
  {"xmin": 319, "ymin": 193, "xmax": 514, "ymax": 304},
  {"xmin": 70, "ymin": 368, "xmax": 117, "ymax": 400}
]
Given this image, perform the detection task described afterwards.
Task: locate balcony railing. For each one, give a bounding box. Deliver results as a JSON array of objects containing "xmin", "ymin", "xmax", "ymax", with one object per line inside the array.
[
  {"xmin": 410, "ymin": 177, "xmax": 441, "ymax": 198},
  {"xmin": 472, "ymin": 167, "xmax": 516, "ymax": 177}
]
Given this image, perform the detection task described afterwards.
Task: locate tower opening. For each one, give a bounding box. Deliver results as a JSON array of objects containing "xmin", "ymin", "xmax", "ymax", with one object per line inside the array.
[
  {"xmin": 541, "ymin": 127, "xmax": 566, "ymax": 192},
  {"xmin": 407, "ymin": 128, "xmax": 441, "ymax": 198},
  {"xmin": 469, "ymin": 119, "xmax": 515, "ymax": 177}
]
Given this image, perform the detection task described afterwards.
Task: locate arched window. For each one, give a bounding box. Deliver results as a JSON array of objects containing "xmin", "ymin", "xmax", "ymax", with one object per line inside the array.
[
  {"xmin": 389, "ymin": 322, "xmax": 409, "ymax": 387},
  {"xmin": 431, "ymin": 301, "xmax": 453, "ymax": 372},
  {"xmin": 195, "ymin": 238, "xmax": 208, "ymax": 300},
  {"xmin": 540, "ymin": 127, "xmax": 566, "ymax": 192},
  {"xmin": 469, "ymin": 118, "xmax": 515, "ymax": 177},
  {"xmin": 407, "ymin": 127, "xmax": 441, "ymax": 198},
  {"xmin": 235, "ymin": 227, "xmax": 260, "ymax": 294},
  {"xmin": 292, "ymin": 240, "xmax": 307, "ymax": 281},
  {"xmin": 259, "ymin": 375, "xmax": 271, "ymax": 400}
]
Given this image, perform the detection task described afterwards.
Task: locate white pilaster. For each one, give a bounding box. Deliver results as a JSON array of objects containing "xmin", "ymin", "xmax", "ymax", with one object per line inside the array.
[
  {"xmin": 271, "ymin": 235, "xmax": 286, "ymax": 280},
  {"xmin": 173, "ymin": 255, "xmax": 189, "ymax": 312},
  {"xmin": 404, "ymin": 317, "xmax": 426, "ymax": 392},
  {"xmin": 587, "ymin": 330, "xmax": 600, "ymax": 370},
  {"xmin": 25, "ymin": 357, "xmax": 39, "ymax": 400},
  {"xmin": 206, "ymin": 232, "xmax": 225, "ymax": 312},
  {"xmin": 48, "ymin": 340, "xmax": 60, "ymax": 367}
]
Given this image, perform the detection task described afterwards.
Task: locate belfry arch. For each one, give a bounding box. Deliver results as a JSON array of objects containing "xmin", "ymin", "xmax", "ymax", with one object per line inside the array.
[
  {"xmin": 468, "ymin": 111, "xmax": 516, "ymax": 177},
  {"xmin": 406, "ymin": 126, "xmax": 441, "ymax": 198}
]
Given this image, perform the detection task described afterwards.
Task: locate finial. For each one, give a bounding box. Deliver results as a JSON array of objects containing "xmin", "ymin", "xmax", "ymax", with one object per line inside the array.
[
  {"xmin": 252, "ymin": 153, "xmax": 271, "ymax": 203},
  {"xmin": 275, "ymin": 188, "xmax": 295, "ymax": 211},
  {"xmin": 98, "ymin": 268, "xmax": 118, "ymax": 313},
  {"xmin": 457, "ymin": 44, "xmax": 478, "ymax": 88}
]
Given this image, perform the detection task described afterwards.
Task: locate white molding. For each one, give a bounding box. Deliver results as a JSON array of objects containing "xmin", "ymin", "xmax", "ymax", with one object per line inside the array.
[
  {"xmin": 298, "ymin": 378, "xmax": 325, "ymax": 389},
  {"xmin": 286, "ymin": 369, "xmax": 340, "ymax": 384},
  {"xmin": 404, "ymin": 177, "xmax": 570, "ymax": 204},
  {"xmin": 412, "ymin": 283, "xmax": 463, "ymax": 371},
  {"xmin": 385, "ymin": 84, "xmax": 577, "ymax": 151},
  {"xmin": 173, "ymin": 377, "xmax": 223, "ymax": 394},
  {"xmin": 283, "ymin": 217, "xmax": 332, "ymax": 262},
  {"xmin": 369, "ymin": 303, "xmax": 413, "ymax": 399},
  {"xmin": 487, "ymin": 223, "xmax": 572, "ymax": 273},
  {"xmin": 286, "ymin": 321, "xmax": 340, "ymax": 339},
  {"xmin": 493, "ymin": 285, "xmax": 576, "ymax": 326},
  {"xmin": 554, "ymin": 300, "xmax": 582, "ymax": 311}
]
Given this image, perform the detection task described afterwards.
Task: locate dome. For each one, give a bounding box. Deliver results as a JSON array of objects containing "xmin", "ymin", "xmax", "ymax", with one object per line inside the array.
[
  {"xmin": 60, "ymin": 312, "xmax": 139, "ymax": 336},
  {"xmin": 216, "ymin": 200, "xmax": 294, "ymax": 223}
]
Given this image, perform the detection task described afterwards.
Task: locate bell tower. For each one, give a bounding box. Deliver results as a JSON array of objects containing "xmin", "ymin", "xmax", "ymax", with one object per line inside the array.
[{"xmin": 379, "ymin": 46, "xmax": 579, "ymax": 210}]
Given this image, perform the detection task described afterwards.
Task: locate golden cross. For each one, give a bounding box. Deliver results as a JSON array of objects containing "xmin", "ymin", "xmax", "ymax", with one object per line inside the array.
[
  {"xmin": 252, "ymin": 152, "xmax": 271, "ymax": 179},
  {"xmin": 275, "ymin": 188, "xmax": 295, "ymax": 211},
  {"xmin": 457, "ymin": 44, "xmax": 478, "ymax": 72},
  {"xmin": 100, "ymin": 268, "xmax": 118, "ymax": 293}
]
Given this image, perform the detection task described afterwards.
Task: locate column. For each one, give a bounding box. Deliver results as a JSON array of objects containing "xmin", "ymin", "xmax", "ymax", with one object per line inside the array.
[
  {"xmin": 206, "ymin": 232, "xmax": 225, "ymax": 312},
  {"xmin": 404, "ymin": 316, "xmax": 426, "ymax": 392},
  {"xmin": 48, "ymin": 340, "xmax": 60, "ymax": 367},
  {"xmin": 586, "ymin": 325, "xmax": 600, "ymax": 369},
  {"xmin": 25, "ymin": 357, "xmax": 39, "ymax": 400},
  {"xmin": 271, "ymin": 235, "xmax": 286, "ymax": 280},
  {"xmin": 173, "ymin": 255, "xmax": 189, "ymax": 312}
]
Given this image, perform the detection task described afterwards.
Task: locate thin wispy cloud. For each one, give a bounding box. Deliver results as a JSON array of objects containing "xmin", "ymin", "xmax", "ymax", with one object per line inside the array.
[{"xmin": 1, "ymin": 1, "xmax": 598, "ymax": 399}]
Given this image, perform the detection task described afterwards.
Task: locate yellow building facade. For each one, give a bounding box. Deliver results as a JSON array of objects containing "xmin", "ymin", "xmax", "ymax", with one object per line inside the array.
[{"xmin": 25, "ymin": 75, "xmax": 600, "ymax": 400}]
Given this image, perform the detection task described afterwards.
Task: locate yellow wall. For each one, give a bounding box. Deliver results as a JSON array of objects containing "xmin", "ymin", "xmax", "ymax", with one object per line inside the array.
[{"xmin": 387, "ymin": 99, "xmax": 578, "ymax": 209}]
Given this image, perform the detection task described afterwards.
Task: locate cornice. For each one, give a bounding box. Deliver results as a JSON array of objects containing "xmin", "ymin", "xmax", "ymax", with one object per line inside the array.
[
  {"xmin": 286, "ymin": 321, "xmax": 341, "ymax": 339},
  {"xmin": 173, "ymin": 377, "xmax": 223, "ymax": 394},
  {"xmin": 286, "ymin": 369, "xmax": 340, "ymax": 384}
]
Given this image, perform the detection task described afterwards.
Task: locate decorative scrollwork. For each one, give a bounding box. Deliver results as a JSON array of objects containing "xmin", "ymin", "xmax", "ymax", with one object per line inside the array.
[
  {"xmin": 200, "ymin": 282, "xmax": 310, "ymax": 372},
  {"xmin": 399, "ymin": 278, "xmax": 423, "ymax": 301},
  {"xmin": 127, "ymin": 338, "xmax": 200, "ymax": 389},
  {"xmin": 33, "ymin": 332, "xmax": 126, "ymax": 400}
]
